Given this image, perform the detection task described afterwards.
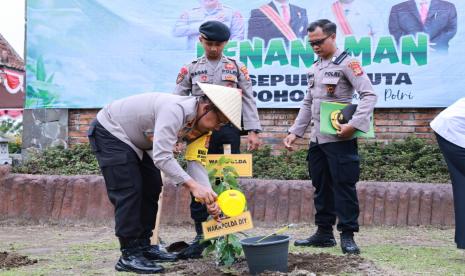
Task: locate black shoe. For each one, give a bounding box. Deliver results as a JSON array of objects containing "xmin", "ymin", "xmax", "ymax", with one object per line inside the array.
[
  {"xmin": 142, "ymin": 244, "xmax": 177, "ymax": 262},
  {"xmin": 340, "ymin": 232, "xmax": 360, "ymax": 254},
  {"xmin": 294, "ymin": 228, "xmax": 337, "ymax": 247},
  {"xmin": 115, "ymin": 248, "xmax": 164, "ymax": 274},
  {"xmin": 177, "ymin": 234, "xmax": 209, "ymax": 260}
]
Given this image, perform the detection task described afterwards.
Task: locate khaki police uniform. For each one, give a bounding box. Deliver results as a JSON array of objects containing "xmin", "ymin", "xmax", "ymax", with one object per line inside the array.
[
  {"xmin": 89, "ymin": 93, "xmax": 206, "ymax": 240},
  {"xmin": 289, "ymin": 48, "xmax": 377, "ymax": 233},
  {"xmin": 173, "ymin": 4, "xmax": 245, "ymax": 49},
  {"xmin": 174, "ymin": 54, "xmax": 261, "ymax": 225},
  {"xmin": 175, "ymin": 54, "xmax": 262, "ymax": 149}
]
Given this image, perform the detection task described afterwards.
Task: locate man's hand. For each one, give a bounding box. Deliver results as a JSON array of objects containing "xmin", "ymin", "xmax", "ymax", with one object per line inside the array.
[
  {"xmin": 283, "ymin": 133, "xmax": 297, "ymax": 151},
  {"xmin": 247, "ymin": 131, "xmax": 261, "ymax": 151},
  {"xmin": 336, "ymin": 123, "xmax": 356, "ymax": 138},
  {"xmin": 184, "ymin": 179, "xmax": 217, "ymax": 205},
  {"xmin": 206, "ymin": 202, "xmax": 222, "ymax": 222}
]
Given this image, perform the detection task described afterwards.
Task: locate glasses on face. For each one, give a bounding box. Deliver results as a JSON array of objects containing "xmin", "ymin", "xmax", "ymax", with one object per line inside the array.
[{"xmin": 309, "ymin": 34, "xmax": 332, "ymax": 47}]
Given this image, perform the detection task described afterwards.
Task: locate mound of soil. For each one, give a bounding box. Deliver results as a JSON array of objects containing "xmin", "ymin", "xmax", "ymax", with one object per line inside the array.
[
  {"xmin": 163, "ymin": 252, "xmax": 383, "ymax": 275},
  {"xmin": 0, "ymin": 251, "xmax": 37, "ymax": 270}
]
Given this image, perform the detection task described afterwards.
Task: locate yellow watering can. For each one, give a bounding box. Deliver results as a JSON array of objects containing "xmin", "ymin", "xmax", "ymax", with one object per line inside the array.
[{"xmin": 217, "ymin": 189, "xmax": 246, "ymax": 217}]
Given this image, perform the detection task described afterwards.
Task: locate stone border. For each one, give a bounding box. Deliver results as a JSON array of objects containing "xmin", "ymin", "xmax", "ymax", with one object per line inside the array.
[{"xmin": 0, "ymin": 166, "xmax": 454, "ymax": 226}]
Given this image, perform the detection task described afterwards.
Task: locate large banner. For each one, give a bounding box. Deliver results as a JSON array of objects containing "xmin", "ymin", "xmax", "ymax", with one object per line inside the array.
[{"xmin": 26, "ymin": 0, "xmax": 464, "ymax": 108}]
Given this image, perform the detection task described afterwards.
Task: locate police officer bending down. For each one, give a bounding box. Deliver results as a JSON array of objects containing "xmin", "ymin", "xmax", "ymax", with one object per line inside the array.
[
  {"xmin": 174, "ymin": 20, "xmax": 262, "ymax": 258},
  {"xmin": 88, "ymin": 84, "xmax": 242, "ymax": 273},
  {"xmin": 284, "ymin": 19, "xmax": 377, "ymax": 254}
]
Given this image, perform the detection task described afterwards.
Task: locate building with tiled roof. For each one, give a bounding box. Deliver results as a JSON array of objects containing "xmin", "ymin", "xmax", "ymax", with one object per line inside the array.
[{"xmin": 0, "ymin": 33, "xmax": 24, "ymax": 109}]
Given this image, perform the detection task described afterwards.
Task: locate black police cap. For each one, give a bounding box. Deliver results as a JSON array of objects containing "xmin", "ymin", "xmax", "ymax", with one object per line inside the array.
[{"xmin": 199, "ymin": 21, "xmax": 231, "ymax": 42}]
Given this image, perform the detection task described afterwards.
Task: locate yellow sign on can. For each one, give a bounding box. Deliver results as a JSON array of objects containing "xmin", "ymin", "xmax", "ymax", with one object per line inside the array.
[{"xmin": 206, "ymin": 154, "xmax": 253, "ymax": 177}]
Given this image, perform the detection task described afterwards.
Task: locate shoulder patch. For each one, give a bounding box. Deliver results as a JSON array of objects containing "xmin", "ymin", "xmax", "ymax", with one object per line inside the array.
[
  {"xmin": 240, "ymin": 65, "xmax": 250, "ymax": 81},
  {"xmin": 176, "ymin": 66, "xmax": 189, "ymax": 84},
  {"xmin": 348, "ymin": 60, "xmax": 363, "ymax": 76}
]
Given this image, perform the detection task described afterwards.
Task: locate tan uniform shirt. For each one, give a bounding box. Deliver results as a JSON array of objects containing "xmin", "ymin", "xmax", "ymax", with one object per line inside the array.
[
  {"xmin": 174, "ymin": 55, "xmax": 262, "ymax": 131},
  {"xmin": 289, "ymin": 49, "xmax": 377, "ymax": 143},
  {"xmin": 97, "ymin": 93, "xmax": 199, "ymax": 186}
]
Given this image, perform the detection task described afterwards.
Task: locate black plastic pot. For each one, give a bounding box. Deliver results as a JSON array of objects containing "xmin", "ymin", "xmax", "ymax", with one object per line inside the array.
[{"xmin": 240, "ymin": 235, "xmax": 290, "ymax": 275}]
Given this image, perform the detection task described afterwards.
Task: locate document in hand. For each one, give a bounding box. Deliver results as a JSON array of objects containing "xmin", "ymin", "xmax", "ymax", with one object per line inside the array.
[{"xmin": 320, "ymin": 101, "xmax": 375, "ymax": 138}]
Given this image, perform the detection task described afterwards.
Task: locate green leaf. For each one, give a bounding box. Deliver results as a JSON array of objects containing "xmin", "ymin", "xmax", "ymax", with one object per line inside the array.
[
  {"xmin": 26, "ymin": 63, "xmax": 36, "ymax": 73},
  {"xmin": 36, "ymin": 56, "xmax": 46, "ymax": 81},
  {"xmin": 29, "ymin": 80, "xmax": 60, "ymax": 92},
  {"xmin": 224, "ymin": 174, "xmax": 239, "ymax": 189},
  {"xmin": 203, "ymin": 243, "xmax": 216, "ymax": 256},
  {"xmin": 222, "ymin": 251, "xmax": 235, "ymax": 266},
  {"xmin": 214, "ymin": 182, "xmax": 226, "ymax": 194},
  {"xmin": 46, "ymin": 73, "xmax": 55, "ymax": 83}
]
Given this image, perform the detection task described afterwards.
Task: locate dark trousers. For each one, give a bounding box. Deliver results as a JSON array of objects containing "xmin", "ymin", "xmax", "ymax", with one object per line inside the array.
[
  {"xmin": 88, "ymin": 120, "xmax": 162, "ymax": 240},
  {"xmin": 308, "ymin": 139, "xmax": 360, "ymax": 233},
  {"xmin": 208, "ymin": 124, "xmax": 241, "ymax": 154},
  {"xmin": 190, "ymin": 124, "xmax": 241, "ymax": 229},
  {"xmin": 435, "ymin": 133, "xmax": 465, "ymax": 249}
]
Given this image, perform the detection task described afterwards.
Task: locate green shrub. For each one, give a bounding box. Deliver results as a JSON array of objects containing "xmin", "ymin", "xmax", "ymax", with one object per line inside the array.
[
  {"xmin": 0, "ymin": 118, "xmax": 22, "ymax": 137},
  {"xmin": 0, "ymin": 118, "xmax": 22, "ymax": 154},
  {"xmin": 251, "ymin": 146, "xmax": 308, "ymax": 180},
  {"xmin": 11, "ymin": 137, "xmax": 450, "ymax": 183},
  {"xmin": 250, "ymin": 137, "xmax": 449, "ymax": 183},
  {"xmin": 8, "ymin": 136, "xmax": 22, "ymax": 154},
  {"xmin": 13, "ymin": 144, "xmax": 100, "ymax": 175},
  {"xmin": 359, "ymin": 137, "xmax": 449, "ymax": 183}
]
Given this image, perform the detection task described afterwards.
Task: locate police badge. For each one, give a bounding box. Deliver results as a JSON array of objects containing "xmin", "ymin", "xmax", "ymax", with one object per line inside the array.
[{"xmin": 326, "ymin": 85, "xmax": 336, "ymax": 95}]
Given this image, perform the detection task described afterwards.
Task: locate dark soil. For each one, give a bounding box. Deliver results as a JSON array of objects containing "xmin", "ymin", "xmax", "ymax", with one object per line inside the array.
[
  {"xmin": 163, "ymin": 252, "xmax": 383, "ymax": 275},
  {"xmin": 0, "ymin": 251, "xmax": 37, "ymax": 270}
]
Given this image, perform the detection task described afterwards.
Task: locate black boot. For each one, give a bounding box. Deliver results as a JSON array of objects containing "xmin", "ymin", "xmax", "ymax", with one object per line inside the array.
[
  {"xmin": 340, "ymin": 232, "xmax": 360, "ymax": 254},
  {"xmin": 294, "ymin": 227, "xmax": 337, "ymax": 247},
  {"xmin": 115, "ymin": 238, "xmax": 164, "ymax": 274},
  {"xmin": 177, "ymin": 222, "xmax": 209, "ymax": 259},
  {"xmin": 139, "ymin": 238, "xmax": 177, "ymax": 262}
]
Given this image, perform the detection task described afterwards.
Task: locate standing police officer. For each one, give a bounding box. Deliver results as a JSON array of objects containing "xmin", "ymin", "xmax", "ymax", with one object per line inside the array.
[
  {"xmin": 283, "ymin": 19, "xmax": 377, "ymax": 254},
  {"xmin": 174, "ymin": 20, "xmax": 262, "ymax": 258}
]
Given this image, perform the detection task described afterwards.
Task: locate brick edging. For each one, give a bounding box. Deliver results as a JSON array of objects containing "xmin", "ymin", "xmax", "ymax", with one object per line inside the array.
[{"xmin": 0, "ymin": 166, "xmax": 454, "ymax": 226}]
